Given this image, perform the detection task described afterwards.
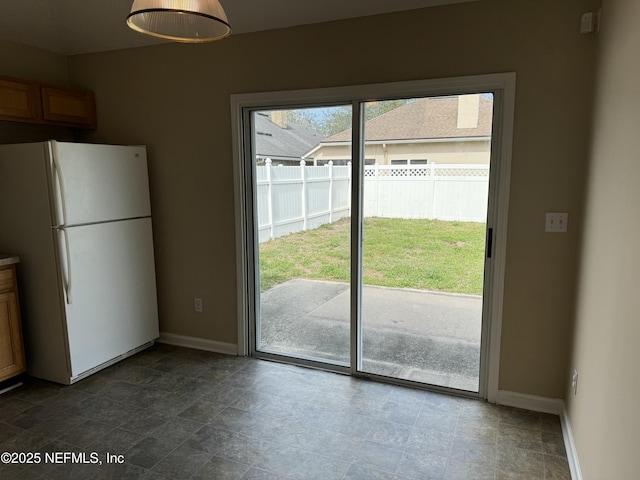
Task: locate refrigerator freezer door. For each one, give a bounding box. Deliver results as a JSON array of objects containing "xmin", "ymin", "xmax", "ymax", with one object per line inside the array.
[
  {"xmin": 57, "ymin": 217, "xmax": 159, "ymax": 379},
  {"xmin": 49, "ymin": 142, "xmax": 151, "ymax": 227}
]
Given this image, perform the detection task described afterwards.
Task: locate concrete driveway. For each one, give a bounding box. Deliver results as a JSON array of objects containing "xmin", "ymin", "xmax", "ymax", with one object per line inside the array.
[{"xmin": 259, "ymin": 278, "xmax": 483, "ymax": 392}]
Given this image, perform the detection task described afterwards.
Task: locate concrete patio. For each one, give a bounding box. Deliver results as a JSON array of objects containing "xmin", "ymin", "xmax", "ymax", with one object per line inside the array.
[{"xmin": 259, "ymin": 278, "xmax": 483, "ymax": 392}]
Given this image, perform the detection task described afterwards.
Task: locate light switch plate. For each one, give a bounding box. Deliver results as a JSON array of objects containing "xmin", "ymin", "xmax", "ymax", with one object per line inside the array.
[{"xmin": 545, "ymin": 212, "xmax": 568, "ymax": 233}]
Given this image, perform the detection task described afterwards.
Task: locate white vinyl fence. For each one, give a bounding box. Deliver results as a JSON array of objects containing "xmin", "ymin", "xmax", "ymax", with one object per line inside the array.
[{"xmin": 256, "ymin": 159, "xmax": 489, "ymax": 243}]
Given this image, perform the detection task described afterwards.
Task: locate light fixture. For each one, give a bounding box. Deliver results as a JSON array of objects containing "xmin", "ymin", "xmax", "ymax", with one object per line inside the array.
[{"xmin": 126, "ymin": 0, "xmax": 231, "ymax": 43}]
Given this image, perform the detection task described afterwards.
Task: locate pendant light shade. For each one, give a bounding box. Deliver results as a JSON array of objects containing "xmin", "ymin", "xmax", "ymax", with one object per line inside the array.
[{"xmin": 127, "ymin": 0, "xmax": 231, "ymax": 43}]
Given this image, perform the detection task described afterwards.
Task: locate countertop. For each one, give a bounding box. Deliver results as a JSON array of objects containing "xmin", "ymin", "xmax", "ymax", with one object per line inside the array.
[{"xmin": 0, "ymin": 255, "xmax": 20, "ymax": 267}]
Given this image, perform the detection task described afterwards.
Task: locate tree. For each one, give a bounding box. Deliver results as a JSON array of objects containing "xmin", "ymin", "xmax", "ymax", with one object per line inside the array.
[
  {"xmin": 318, "ymin": 106, "xmax": 352, "ymax": 137},
  {"xmin": 285, "ymin": 99, "xmax": 411, "ymax": 138},
  {"xmin": 364, "ymin": 99, "xmax": 409, "ymax": 123},
  {"xmin": 284, "ymin": 109, "xmax": 320, "ymax": 133}
]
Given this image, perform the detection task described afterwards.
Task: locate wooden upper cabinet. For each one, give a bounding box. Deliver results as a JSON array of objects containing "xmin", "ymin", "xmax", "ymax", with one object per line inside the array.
[
  {"xmin": 0, "ymin": 77, "xmax": 41, "ymax": 121},
  {"xmin": 0, "ymin": 76, "xmax": 96, "ymax": 129},
  {"xmin": 41, "ymin": 86, "xmax": 97, "ymax": 129}
]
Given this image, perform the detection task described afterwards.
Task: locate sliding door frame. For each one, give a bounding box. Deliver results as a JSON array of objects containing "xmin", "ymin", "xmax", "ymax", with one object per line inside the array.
[{"xmin": 231, "ymin": 73, "xmax": 515, "ymax": 402}]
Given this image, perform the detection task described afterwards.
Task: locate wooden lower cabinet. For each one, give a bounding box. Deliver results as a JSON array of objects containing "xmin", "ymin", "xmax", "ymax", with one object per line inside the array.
[{"xmin": 0, "ymin": 264, "xmax": 26, "ymax": 382}]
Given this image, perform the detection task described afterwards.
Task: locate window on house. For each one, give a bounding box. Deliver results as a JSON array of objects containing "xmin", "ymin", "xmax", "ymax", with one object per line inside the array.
[
  {"xmin": 390, "ymin": 159, "xmax": 428, "ymax": 165},
  {"xmin": 317, "ymin": 159, "xmax": 350, "ymax": 166}
]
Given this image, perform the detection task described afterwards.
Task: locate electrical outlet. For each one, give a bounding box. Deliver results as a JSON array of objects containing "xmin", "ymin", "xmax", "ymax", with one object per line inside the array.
[
  {"xmin": 194, "ymin": 297, "xmax": 203, "ymax": 313},
  {"xmin": 580, "ymin": 12, "xmax": 595, "ymax": 34},
  {"xmin": 571, "ymin": 369, "xmax": 579, "ymax": 395}
]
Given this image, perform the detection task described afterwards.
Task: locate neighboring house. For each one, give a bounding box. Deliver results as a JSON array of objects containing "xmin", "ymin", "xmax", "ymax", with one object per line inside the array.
[
  {"xmin": 254, "ymin": 110, "xmax": 324, "ymax": 166},
  {"xmin": 304, "ymin": 94, "xmax": 493, "ymax": 166}
]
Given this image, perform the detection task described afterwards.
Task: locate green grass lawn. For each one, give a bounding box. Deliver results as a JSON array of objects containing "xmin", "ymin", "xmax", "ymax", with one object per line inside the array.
[{"xmin": 259, "ymin": 217, "xmax": 486, "ymax": 295}]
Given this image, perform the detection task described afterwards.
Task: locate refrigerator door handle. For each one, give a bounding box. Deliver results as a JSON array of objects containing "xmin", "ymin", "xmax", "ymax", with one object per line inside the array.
[
  {"xmin": 51, "ymin": 141, "xmax": 69, "ymax": 227},
  {"xmin": 57, "ymin": 227, "xmax": 73, "ymax": 304}
]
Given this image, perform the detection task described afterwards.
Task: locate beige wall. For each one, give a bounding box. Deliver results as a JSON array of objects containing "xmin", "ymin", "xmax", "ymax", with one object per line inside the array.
[
  {"xmin": 568, "ymin": 0, "xmax": 640, "ymax": 478},
  {"xmin": 65, "ymin": 0, "xmax": 599, "ymax": 398},
  {"xmin": 0, "ymin": 38, "xmax": 69, "ymax": 84}
]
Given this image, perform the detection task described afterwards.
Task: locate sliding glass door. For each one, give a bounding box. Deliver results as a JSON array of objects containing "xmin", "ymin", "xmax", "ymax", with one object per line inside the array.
[
  {"xmin": 236, "ymin": 77, "xmax": 510, "ymax": 397},
  {"xmin": 359, "ymin": 96, "xmax": 493, "ymax": 392},
  {"xmin": 253, "ymin": 106, "xmax": 353, "ymax": 368}
]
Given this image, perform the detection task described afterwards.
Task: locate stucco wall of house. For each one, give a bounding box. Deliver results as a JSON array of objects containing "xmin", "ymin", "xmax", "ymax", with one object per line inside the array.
[
  {"xmin": 376, "ymin": 141, "xmax": 491, "ymax": 165},
  {"xmin": 313, "ymin": 140, "xmax": 491, "ymax": 165}
]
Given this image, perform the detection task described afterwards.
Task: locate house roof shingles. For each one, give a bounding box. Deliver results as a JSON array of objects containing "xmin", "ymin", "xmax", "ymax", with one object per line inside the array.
[
  {"xmin": 322, "ymin": 96, "xmax": 493, "ymax": 144},
  {"xmin": 254, "ymin": 112, "xmax": 324, "ymax": 160}
]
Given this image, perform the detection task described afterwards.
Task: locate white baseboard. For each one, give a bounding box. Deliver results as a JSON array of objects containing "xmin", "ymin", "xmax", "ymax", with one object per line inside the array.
[
  {"xmin": 560, "ymin": 406, "xmax": 583, "ymax": 480},
  {"xmin": 495, "ymin": 389, "xmax": 564, "ymax": 414},
  {"xmin": 496, "ymin": 390, "xmax": 582, "ymax": 480},
  {"xmin": 157, "ymin": 332, "xmax": 238, "ymax": 356}
]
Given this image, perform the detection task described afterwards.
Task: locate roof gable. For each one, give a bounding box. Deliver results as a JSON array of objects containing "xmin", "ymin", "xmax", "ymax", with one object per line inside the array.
[{"xmin": 323, "ymin": 95, "xmax": 493, "ymax": 144}]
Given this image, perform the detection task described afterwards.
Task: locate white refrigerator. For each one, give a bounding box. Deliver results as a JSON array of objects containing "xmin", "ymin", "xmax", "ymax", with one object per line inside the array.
[{"xmin": 0, "ymin": 141, "xmax": 159, "ymax": 385}]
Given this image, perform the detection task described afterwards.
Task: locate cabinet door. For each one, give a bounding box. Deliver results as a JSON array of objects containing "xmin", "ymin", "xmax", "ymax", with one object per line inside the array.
[
  {"xmin": 0, "ymin": 290, "xmax": 26, "ymax": 381},
  {"xmin": 0, "ymin": 78, "xmax": 40, "ymax": 121},
  {"xmin": 41, "ymin": 86, "xmax": 96, "ymax": 129}
]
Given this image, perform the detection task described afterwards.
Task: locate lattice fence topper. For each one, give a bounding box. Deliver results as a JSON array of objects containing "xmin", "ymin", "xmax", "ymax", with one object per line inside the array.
[
  {"xmin": 436, "ymin": 167, "xmax": 489, "ymax": 177},
  {"xmin": 364, "ymin": 165, "xmax": 490, "ymax": 177},
  {"xmin": 378, "ymin": 168, "xmax": 430, "ymax": 177}
]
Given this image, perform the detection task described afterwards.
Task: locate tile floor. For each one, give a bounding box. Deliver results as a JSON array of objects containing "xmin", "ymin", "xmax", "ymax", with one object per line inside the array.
[{"xmin": 0, "ymin": 344, "xmax": 571, "ymax": 479}]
